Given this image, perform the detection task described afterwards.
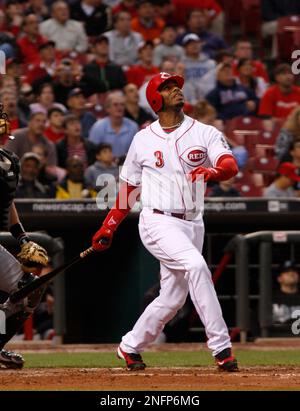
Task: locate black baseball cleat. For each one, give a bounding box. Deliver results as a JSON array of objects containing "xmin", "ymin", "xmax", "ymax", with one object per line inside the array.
[
  {"xmin": 215, "ymin": 348, "xmax": 238, "ymax": 372},
  {"xmin": 117, "ymin": 346, "xmax": 146, "ymax": 371},
  {"xmin": 0, "ymin": 349, "xmax": 24, "ymax": 369}
]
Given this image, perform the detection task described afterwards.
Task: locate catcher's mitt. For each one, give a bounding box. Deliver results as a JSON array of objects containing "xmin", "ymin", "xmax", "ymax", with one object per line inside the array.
[
  {"xmin": 0, "ymin": 118, "xmax": 10, "ymax": 137},
  {"xmin": 0, "ymin": 103, "xmax": 10, "ymax": 137},
  {"xmin": 17, "ymin": 241, "xmax": 49, "ymax": 274}
]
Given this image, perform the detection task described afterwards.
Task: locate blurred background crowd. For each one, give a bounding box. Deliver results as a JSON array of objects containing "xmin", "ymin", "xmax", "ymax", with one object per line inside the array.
[{"xmin": 1, "ymin": 0, "xmax": 300, "ymax": 200}]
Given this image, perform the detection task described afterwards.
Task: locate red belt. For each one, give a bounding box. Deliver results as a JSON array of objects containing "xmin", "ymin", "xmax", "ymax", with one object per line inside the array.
[{"xmin": 153, "ymin": 209, "xmax": 186, "ymax": 220}]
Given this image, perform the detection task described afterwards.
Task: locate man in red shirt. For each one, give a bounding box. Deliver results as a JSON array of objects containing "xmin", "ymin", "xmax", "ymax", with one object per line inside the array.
[
  {"xmin": 232, "ymin": 39, "xmax": 269, "ymax": 83},
  {"xmin": 131, "ymin": 0, "xmax": 165, "ymax": 42},
  {"xmin": 17, "ymin": 14, "xmax": 47, "ymax": 65},
  {"xmin": 125, "ymin": 40, "xmax": 159, "ymax": 88},
  {"xmin": 25, "ymin": 40, "xmax": 59, "ymax": 84},
  {"xmin": 259, "ymin": 64, "xmax": 300, "ymax": 120}
]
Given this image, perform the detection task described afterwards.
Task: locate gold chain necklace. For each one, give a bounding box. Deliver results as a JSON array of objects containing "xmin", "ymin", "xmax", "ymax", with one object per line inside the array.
[{"xmin": 161, "ymin": 119, "xmax": 184, "ymax": 130}]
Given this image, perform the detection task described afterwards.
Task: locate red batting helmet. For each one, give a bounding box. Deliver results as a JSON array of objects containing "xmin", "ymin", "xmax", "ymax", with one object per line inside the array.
[{"xmin": 146, "ymin": 72, "xmax": 184, "ymax": 113}]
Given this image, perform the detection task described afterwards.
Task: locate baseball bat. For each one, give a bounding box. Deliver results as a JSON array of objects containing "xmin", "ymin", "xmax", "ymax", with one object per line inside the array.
[{"xmin": 9, "ymin": 238, "xmax": 109, "ymax": 304}]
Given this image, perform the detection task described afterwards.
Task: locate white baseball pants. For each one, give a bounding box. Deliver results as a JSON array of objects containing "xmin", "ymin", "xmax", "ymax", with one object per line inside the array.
[{"xmin": 120, "ymin": 208, "xmax": 232, "ymax": 357}]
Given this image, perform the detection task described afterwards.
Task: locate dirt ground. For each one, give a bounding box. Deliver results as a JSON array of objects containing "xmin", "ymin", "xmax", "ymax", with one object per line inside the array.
[
  {"xmin": 1, "ymin": 341, "xmax": 300, "ymax": 391},
  {"xmin": 0, "ymin": 366, "xmax": 300, "ymax": 391}
]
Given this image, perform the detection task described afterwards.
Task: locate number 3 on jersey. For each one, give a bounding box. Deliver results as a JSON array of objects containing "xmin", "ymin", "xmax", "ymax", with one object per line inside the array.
[{"xmin": 154, "ymin": 151, "xmax": 164, "ymax": 168}]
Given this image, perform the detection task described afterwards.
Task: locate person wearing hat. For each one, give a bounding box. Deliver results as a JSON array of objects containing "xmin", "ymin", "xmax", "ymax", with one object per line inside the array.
[
  {"xmin": 264, "ymin": 162, "xmax": 300, "ymax": 198},
  {"xmin": 17, "ymin": 14, "xmax": 48, "ymax": 65},
  {"xmin": 259, "ymin": 64, "xmax": 300, "ymax": 121},
  {"xmin": 125, "ymin": 40, "xmax": 159, "ymax": 88},
  {"xmin": 131, "ymin": 0, "xmax": 165, "ymax": 42},
  {"xmin": 83, "ymin": 35, "xmax": 127, "ymax": 92},
  {"xmin": 15, "ymin": 152, "xmax": 54, "ymax": 199},
  {"xmin": 182, "ymin": 33, "xmax": 216, "ymax": 103},
  {"xmin": 272, "ymin": 261, "xmax": 300, "ymax": 332},
  {"xmin": 25, "ymin": 39, "xmax": 58, "ymax": 85},
  {"xmin": 66, "ymin": 88, "xmax": 96, "ymax": 139}
]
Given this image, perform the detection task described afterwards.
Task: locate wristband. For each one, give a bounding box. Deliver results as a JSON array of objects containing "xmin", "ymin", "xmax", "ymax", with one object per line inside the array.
[{"xmin": 9, "ymin": 223, "xmax": 30, "ymax": 246}]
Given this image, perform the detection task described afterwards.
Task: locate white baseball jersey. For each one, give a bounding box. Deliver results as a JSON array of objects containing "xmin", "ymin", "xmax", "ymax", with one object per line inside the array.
[{"xmin": 120, "ymin": 115, "xmax": 232, "ymax": 217}]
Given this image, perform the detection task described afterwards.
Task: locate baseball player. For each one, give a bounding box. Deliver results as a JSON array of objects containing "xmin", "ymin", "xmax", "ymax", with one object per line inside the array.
[
  {"xmin": 92, "ymin": 72, "xmax": 239, "ymax": 372},
  {"xmin": 0, "ymin": 107, "xmax": 48, "ymax": 369}
]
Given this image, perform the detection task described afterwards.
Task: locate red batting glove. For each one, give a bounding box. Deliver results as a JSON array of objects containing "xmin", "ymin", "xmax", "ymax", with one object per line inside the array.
[
  {"xmin": 92, "ymin": 225, "xmax": 113, "ymax": 252},
  {"xmin": 189, "ymin": 166, "xmax": 222, "ymax": 183}
]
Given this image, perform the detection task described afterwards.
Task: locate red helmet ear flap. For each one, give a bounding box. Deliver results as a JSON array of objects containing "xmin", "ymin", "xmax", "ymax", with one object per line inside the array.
[{"xmin": 146, "ymin": 72, "xmax": 184, "ymax": 113}]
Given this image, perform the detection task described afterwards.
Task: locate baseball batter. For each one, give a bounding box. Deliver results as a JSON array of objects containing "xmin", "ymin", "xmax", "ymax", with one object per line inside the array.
[
  {"xmin": 92, "ymin": 72, "xmax": 239, "ymax": 372},
  {"xmin": 0, "ymin": 109, "xmax": 48, "ymax": 368}
]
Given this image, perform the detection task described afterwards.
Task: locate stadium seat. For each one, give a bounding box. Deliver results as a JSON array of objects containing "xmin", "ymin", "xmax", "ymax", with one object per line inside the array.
[
  {"xmin": 234, "ymin": 182, "xmax": 263, "ymax": 197},
  {"xmin": 277, "ymin": 15, "xmax": 300, "ymax": 62},
  {"xmin": 248, "ymin": 156, "xmax": 279, "ymax": 173},
  {"xmin": 224, "ymin": 116, "xmax": 262, "ymax": 146}
]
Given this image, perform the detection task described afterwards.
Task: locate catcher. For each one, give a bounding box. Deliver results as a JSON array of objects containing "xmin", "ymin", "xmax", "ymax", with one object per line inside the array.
[{"xmin": 0, "ymin": 105, "xmax": 48, "ymax": 369}]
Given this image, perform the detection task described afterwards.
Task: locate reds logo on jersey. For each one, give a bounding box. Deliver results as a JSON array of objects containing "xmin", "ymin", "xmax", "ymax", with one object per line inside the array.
[{"xmin": 180, "ymin": 146, "xmax": 208, "ymax": 167}]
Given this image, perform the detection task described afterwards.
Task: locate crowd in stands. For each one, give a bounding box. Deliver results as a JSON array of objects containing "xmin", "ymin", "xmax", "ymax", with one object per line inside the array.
[{"xmin": 2, "ymin": 0, "xmax": 300, "ymax": 199}]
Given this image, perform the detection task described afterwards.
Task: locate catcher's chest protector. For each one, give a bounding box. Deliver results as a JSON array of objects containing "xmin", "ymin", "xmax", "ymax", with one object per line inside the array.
[{"xmin": 0, "ymin": 148, "xmax": 20, "ymax": 230}]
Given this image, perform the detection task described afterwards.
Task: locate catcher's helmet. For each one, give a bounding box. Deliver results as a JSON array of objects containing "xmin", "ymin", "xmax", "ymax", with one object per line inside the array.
[{"xmin": 146, "ymin": 72, "xmax": 184, "ymax": 113}]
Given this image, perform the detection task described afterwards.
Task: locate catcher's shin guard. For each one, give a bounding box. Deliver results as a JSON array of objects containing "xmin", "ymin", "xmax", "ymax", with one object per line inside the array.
[{"xmin": 0, "ymin": 273, "xmax": 46, "ymax": 351}]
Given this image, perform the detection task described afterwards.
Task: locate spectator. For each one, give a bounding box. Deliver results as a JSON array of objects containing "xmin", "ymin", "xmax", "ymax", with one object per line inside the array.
[
  {"xmin": 1, "ymin": 0, "xmax": 23, "ymax": 37},
  {"xmin": 71, "ymin": 0, "xmax": 111, "ymax": 37},
  {"xmin": 25, "ymin": 0, "xmax": 50, "ymax": 22},
  {"xmin": 112, "ymin": 0, "xmax": 138, "ymax": 18},
  {"xmin": 88, "ymin": 91, "xmax": 138, "ymax": 158},
  {"xmin": 153, "ymin": 0, "xmax": 174, "ymax": 25},
  {"xmin": 208, "ymin": 177, "xmax": 241, "ymax": 197},
  {"xmin": 5, "ymin": 112, "xmax": 58, "ymax": 166},
  {"xmin": 233, "ymin": 39, "xmax": 269, "ymax": 83},
  {"xmin": 44, "ymin": 107, "xmax": 65, "ymax": 143},
  {"xmin": 84, "ymin": 143, "xmax": 119, "ymax": 190},
  {"xmin": 34, "ymin": 284, "xmax": 55, "ymax": 340},
  {"xmin": 272, "ymin": 260, "xmax": 300, "ymax": 331},
  {"xmin": 259, "ymin": 64, "xmax": 300, "ymax": 121},
  {"xmin": 182, "ymin": 33, "xmax": 216, "ymax": 103},
  {"xmin": 1, "ymin": 90, "xmax": 27, "ymax": 133},
  {"xmin": 125, "ymin": 40, "xmax": 159, "ymax": 88},
  {"xmin": 131, "ymin": 0, "xmax": 165, "ymax": 42},
  {"xmin": 177, "ymin": 9, "xmax": 228, "ymax": 59},
  {"xmin": 32, "ymin": 143, "xmax": 58, "ymax": 192},
  {"xmin": 153, "ymin": 25, "xmax": 184, "ymax": 67},
  {"xmin": 104, "ymin": 11, "xmax": 143, "ymax": 67},
  {"xmin": 30, "ymin": 83, "xmax": 67, "ymax": 115},
  {"xmin": 25, "ymin": 40, "xmax": 59, "ymax": 85},
  {"xmin": 56, "ymin": 114, "xmax": 96, "ymax": 169},
  {"xmin": 263, "ymin": 162, "xmax": 300, "ymax": 198},
  {"xmin": 40, "ymin": 1, "xmax": 88, "ymax": 53},
  {"xmin": 206, "ymin": 62, "xmax": 258, "ymax": 121},
  {"xmin": 235, "ymin": 58, "xmax": 268, "ymax": 99},
  {"xmin": 66, "ymin": 88, "xmax": 97, "ymax": 139},
  {"xmin": 56, "ymin": 155, "xmax": 95, "ymax": 199},
  {"xmin": 17, "ymin": 14, "xmax": 47, "ymax": 65},
  {"xmin": 172, "ymin": 0, "xmax": 224, "ymax": 37},
  {"xmin": 52, "ymin": 58, "xmax": 103, "ymax": 106},
  {"xmin": 276, "ymin": 107, "xmax": 300, "ymax": 162},
  {"xmin": 83, "ymin": 35, "xmax": 127, "ymax": 92},
  {"xmin": 124, "ymin": 82, "xmax": 154, "ymax": 127},
  {"xmin": 15, "ymin": 152, "xmax": 54, "ymax": 199}
]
